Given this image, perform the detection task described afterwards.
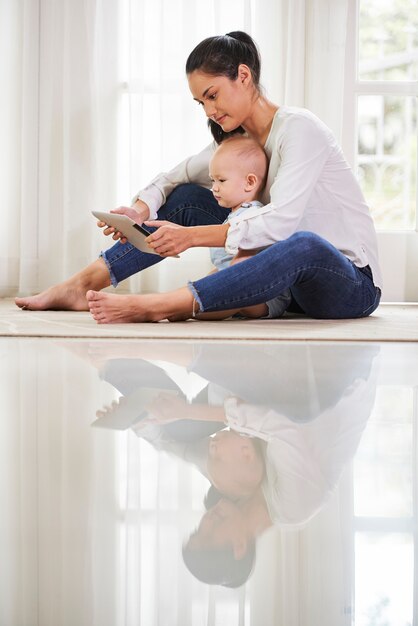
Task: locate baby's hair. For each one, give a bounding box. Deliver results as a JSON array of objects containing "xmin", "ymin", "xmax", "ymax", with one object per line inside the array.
[{"xmin": 215, "ymin": 136, "xmax": 268, "ymax": 189}]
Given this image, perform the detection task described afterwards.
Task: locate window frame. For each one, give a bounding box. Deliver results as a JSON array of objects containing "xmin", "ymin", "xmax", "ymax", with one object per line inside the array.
[
  {"xmin": 350, "ymin": 383, "xmax": 418, "ymax": 625},
  {"xmin": 342, "ymin": 0, "xmax": 418, "ymax": 302}
]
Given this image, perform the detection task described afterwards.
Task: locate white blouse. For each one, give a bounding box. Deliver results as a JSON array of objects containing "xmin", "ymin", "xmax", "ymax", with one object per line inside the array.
[
  {"xmin": 134, "ymin": 106, "xmax": 382, "ymax": 289},
  {"xmin": 223, "ymin": 369, "xmax": 376, "ymax": 526}
]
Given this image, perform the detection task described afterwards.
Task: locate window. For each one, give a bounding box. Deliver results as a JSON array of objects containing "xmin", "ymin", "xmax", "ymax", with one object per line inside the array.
[
  {"xmin": 352, "ymin": 383, "xmax": 418, "ymax": 625},
  {"xmin": 344, "ymin": 0, "xmax": 418, "ymax": 300},
  {"xmin": 356, "ymin": 0, "xmax": 418, "ymax": 232},
  {"xmin": 117, "ymin": 0, "xmax": 255, "ymax": 202}
]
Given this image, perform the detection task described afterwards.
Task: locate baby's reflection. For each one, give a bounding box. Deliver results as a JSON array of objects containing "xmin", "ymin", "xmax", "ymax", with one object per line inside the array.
[{"xmin": 62, "ymin": 341, "xmax": 380, "ymax": 587}]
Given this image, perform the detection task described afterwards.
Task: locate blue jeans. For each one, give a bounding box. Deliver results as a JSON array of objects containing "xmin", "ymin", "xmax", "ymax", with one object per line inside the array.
[
  {"xmin": 188, "ymin": 231, "xmax": 381, "ymax": 319},
  {"xmin": 101, "ymin": 184, "xmax": 229, "ymax": 286}
]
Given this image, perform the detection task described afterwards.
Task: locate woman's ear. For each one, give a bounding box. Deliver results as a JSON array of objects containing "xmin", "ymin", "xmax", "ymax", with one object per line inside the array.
[
  {"xmin": 245, "ymin": 173, "xmax": 258, "ymax": 191},
  {"xmin": 237, "ymin": 64, "xmax": 252, "ymax": 86},
  {"xmin": 232, "ymin": 537, "xmax": 248, "ymax": 561}
]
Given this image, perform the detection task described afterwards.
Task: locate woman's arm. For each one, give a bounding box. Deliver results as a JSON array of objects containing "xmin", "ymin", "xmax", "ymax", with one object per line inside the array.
[
  {"xmin": 144, "ymin": 393, "xmax": 227, "ymax": 424},
  {"xmin": 132, "ymin": 142, "xmax": 215, "ymax": 219},
  {"xmin": 98, "ymin": 142, "xmax": 216, "ymax": 241},
  {"xmin": 99, "ymin": 198, "xmax": 229, "ymax": 255},
  {"xmin": 225, "ymin": 114, "xmax": 333, "ymax": 254}
]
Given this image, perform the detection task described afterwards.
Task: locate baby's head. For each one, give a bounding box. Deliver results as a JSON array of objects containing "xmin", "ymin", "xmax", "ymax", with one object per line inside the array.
[
  {"xmin": 209, "ymin": 136, "xmax": 268, "ymax": 210},
  {"xmin": 207, "ymin": 430, "xmax": 265, "ymax": 500}
]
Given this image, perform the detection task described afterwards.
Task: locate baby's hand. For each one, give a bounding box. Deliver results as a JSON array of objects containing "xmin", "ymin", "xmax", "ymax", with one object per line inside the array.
[{"xmin": 143, "ymin": 221, "xmax": 192, "ymax": 256}]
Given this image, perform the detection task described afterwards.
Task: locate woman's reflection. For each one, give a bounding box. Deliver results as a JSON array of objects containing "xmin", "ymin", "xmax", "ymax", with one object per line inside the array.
[
  {"xmin": 61, "ymin": 341, "xmax": 380, "ymax": 587},
  {"xmin": 183, "ymin": 492, "xmax": 267, "ymax": 588}
]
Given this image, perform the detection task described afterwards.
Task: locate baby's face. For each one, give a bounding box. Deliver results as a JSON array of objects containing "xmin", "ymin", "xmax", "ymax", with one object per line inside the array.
[
  {"xmin": 209, "ymin": 150, "xmax": 252, "ymax": 210},
  {"xmin": 207, "ymin": 431, "xmax": 264, "ymax": 499}
]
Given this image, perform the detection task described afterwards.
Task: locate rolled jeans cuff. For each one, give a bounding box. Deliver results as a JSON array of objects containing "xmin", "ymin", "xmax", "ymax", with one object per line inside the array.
[
  {"xmin": 187, "ymin": 281, "xmax": 205, "ymax": 314},
  {"xmin": 99, "ymin": 251, "xmax": 118, "ymax": 288}
]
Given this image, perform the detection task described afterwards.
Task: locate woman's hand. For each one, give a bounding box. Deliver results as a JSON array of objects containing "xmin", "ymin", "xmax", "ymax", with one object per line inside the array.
[
  {"xmin": 144, "ymin": 220, "xmax": 194, "ymax": 256},
  {"xmin": 96, "ymin": 199, "xmax": 150, "ymax": 243},
  {"xmin": 143, "ymin": 393, "xmax": 189, "ymax": 423}
]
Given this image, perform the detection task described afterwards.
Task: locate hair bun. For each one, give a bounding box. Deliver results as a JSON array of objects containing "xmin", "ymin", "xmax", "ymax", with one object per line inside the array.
[{"xmin": 225, "ymin": 31, "xmax": 254, "ymax": 46}]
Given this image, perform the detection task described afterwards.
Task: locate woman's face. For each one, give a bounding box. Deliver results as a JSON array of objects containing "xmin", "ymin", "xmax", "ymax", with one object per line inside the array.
[
  {"xmin": 188, "ymin": 498, "xmax": 248, "ymax": 558},
  {"xmin": 187, "ymin": 67, "xmax": 254, "ymax": 133}
]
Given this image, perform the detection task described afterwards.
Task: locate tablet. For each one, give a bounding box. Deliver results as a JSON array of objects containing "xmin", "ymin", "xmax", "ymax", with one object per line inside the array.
[
  {"xmin": 92, "ymin": 210, "xmax": 162, "ymax": 256},
  {"xmin": 91, "ymin": 388, "xmax": 179, "ymax": 430}
]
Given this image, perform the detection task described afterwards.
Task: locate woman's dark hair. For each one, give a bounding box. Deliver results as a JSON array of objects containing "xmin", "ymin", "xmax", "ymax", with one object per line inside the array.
[
  {"xmin": 186, "ymin": 31, "xmax": 261, "ymax": 144},
  {"xmin": 182, "ymin": 540, "xmax": 256, "ymax": 588},
  {"xmin": 203, "ymin": 485, "xmax": 223, "ymax": 510}
]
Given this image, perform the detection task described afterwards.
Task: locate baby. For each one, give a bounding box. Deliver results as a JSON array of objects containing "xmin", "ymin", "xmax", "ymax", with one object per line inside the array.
[
  {"xmin": 209, "ymin": 135, "xmax": 268, "ymax": 271},
  {"xmin": 198, "ymin": 135, "xmax": 290, "ymax": 320}
]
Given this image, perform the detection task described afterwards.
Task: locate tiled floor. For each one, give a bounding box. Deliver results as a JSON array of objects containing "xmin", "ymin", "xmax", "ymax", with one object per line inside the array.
[{"xmin": 1, "ymin": 337, "xmax": 417, "ymax": 625}]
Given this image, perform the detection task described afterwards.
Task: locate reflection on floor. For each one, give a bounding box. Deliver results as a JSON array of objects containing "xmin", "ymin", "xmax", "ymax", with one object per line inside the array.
[{"xmin": 1, "ymin": 338, "xmax": 417, "ymax": 626}]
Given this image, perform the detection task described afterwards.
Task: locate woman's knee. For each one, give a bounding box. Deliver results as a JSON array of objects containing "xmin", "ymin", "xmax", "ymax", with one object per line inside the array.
[
  {"xmin": 158, "ymin": 184, "xmax": 227, "ymax": 226},
  {"xmin": 270, "ymin": 231, "xmax": 336, "ymax": 263},
  {"xmin": 165, "ymin": 183, "xmax": 212, "ymax": 206},
  {"xmin": 287, "ymin": 231, "xmax": 329, "ymax": 251}
]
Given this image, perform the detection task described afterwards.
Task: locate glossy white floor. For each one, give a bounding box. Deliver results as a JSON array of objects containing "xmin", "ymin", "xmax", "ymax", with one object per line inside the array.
[{"xmin": 1, "ymin": 338, "xmax": 417, "ymax": 626}]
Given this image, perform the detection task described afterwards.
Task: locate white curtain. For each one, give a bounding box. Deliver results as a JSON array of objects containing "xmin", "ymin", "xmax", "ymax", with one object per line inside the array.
[
  {"xmin": 1, "ymin": 0, "xmax": 349, "ymax": 297},
  {"xmin": 0, "ymin": 338, "xmax": 355, "ymax": 625},
  {"xmin": 266, "ymin": 0, "xmax": 349, "ymax": 139},
  {"xmin": 0, "ymin": 0, "xmax": 119, "ymax": 297},
  {"xmin": 0, "ymin": 338, "xmax": 239, "ymax": 625}
]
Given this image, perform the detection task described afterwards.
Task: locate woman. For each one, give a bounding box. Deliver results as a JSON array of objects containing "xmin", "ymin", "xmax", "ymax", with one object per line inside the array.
[{"xmin": 16, "ymin": 31, "xmax": 382, "ymax": 323}]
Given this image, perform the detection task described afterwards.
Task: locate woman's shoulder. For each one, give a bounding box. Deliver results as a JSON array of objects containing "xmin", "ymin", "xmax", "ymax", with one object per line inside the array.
[
  {"xmin": 267, "ymin": 106, "xmax": 335, "ymax": 148},
  {"xmin": 275, "ymin": 105, "xmax": 331, "ymax": 132}
]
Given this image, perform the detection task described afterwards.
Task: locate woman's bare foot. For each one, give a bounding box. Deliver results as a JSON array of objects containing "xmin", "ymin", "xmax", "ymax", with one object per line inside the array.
[
  {"xmin": 15, "ymin": 259, "xmax": 111, "ymax": 311},
  {"xmin": 15, "ymin": 283, "xmax": 90, "ymax": 311},
  {"xmin": 86, "ymin": 291, "xmax": 166, "ymax": 323},
  {"xmin": 86, "ymin": 287, "xmax": 195, "ymax": 324}
]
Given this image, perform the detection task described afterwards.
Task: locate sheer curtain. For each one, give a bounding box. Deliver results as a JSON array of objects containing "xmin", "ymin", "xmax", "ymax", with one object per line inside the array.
[
  {"xmin": 1, "ymin": 338, "xmax": 360, "ymax": 625},
  {"xmin": 266, "ymin": 0, "xmax": 349, "ymax": 138},
  {"xmin": 1, "ymin": 0, "xmax": 120, "ymax": 297},
  {"xmin": 1, "ymin": 0, "xmax": 348, "ymax": 296}
]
